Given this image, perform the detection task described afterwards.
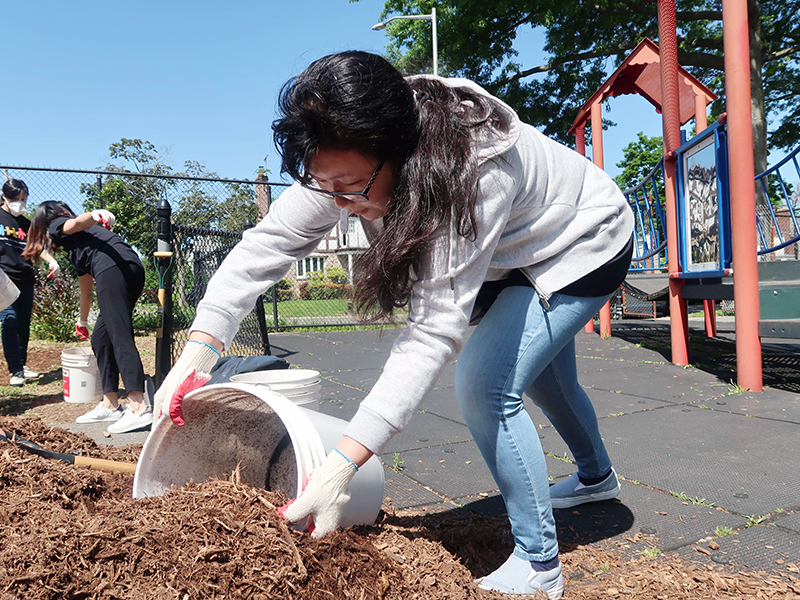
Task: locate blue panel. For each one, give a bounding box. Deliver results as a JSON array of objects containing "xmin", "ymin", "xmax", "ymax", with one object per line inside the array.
[{"xmin": 674, "ymin": 122, "xmax": 732, "ymax": 278}]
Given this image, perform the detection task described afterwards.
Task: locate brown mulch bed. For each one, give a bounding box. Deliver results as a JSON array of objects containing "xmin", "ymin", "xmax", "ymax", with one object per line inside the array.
[{"xmin": 1, "ymin": 415, "xmax": 799, "ymax": 599}]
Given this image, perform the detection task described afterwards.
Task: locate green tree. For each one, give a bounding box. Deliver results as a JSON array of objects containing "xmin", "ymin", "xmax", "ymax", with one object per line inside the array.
[
  {"xmin": 614, "ymin": 132, "xmax": 664, "ymax": 191},
  {"xmin": 172, "ymin": 160, "xmax": 221, "ymax": 229},
  {"xmin": 81, "ymin": 138, "xmax": 174, "ymax": 253},
  {"xmin": 171, "ymin": 161, "xmax": 259, "ymax": 231},
  {"xmin": 367, "ymin": 0, "xmax": 799, "ymax": 183},
  {"xmin": 218, "ymin": 182, "xmax": 259, "ymax": 231}
]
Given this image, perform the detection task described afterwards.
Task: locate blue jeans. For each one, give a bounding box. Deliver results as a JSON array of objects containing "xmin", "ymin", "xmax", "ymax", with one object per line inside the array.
[
  {"xmin": 0, "ymin": 280, "xmax": 34, "ymax": 374},
  {"xmin": 455, "ymin": 286, "xmax": 613, "ymax": 562}
]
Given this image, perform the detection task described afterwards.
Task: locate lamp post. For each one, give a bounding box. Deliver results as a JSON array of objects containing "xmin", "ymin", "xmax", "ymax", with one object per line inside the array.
[{"xmin": 372, "ymin": 7, "xmax": 438, "ymax": 76}]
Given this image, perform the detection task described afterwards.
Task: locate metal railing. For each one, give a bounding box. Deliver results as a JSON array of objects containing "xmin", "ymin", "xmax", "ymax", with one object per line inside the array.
[
  {"xmin": 621, "ymin": 158, "xmax": 669, "ymax": 271},
  {"xmin": 754, "ymin": 144, "xmax": 800, "ymax": 258}
]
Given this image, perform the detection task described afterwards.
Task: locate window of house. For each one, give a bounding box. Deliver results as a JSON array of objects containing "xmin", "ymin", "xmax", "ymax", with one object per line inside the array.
[{"xmin": 297, "ymin": 256, "xmax": 325, "ymax": 278}]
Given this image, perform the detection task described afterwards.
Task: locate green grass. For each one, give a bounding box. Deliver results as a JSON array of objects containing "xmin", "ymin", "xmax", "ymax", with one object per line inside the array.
[
  {"xmin": 670, "ymin": 491, "xmax": 716, "ymax": 508},
  {"xmin": 715, "ymin": 525, "xmax": 734, "ymax": 536},
  {"xmin": 277, "ymin": 298, "xmax": 350, "ymax": 318},
  {"xmin": 641, "ymin": 547, "xmax": 662, "ymax": 558},
  {"xmin": 392, "ymin": 452, "xmax": 405, "ymax": 473}
]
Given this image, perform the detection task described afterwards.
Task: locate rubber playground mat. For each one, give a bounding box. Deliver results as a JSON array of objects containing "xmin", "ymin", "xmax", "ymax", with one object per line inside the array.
[{"xmin": 274, "ymin": 322, "xmax": 800, "ymax": 577}]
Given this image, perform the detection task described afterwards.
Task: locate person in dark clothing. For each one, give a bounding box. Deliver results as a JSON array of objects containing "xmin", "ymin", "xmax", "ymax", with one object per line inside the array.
[
  {"xmin": 0, "ymin": 179, "xmax": 60, "ymax": 386},
  {"xmin": 24, "ymin": 201, "xmax": 153, "ymax": 433}
]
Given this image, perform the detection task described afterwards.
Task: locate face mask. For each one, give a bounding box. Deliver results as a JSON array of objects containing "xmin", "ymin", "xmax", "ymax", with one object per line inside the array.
[{"xmin": 6, "ymin": 201, "xmax": 26, "ymax": 217}]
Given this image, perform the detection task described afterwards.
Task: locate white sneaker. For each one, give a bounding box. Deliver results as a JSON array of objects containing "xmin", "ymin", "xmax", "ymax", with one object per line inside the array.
[
  {"xmin": 76, "ymin": 402, "xmax": 124, "ymax": 424},
  {"xmin": 549, "ymin": 468, "xmax": 620, "ymax": 509},
  {"xmin": 23, "ymin": 365, "xmax": 39, "ymax": 379},
  {"xmin": 476, "ymin": 554, "xmax": 564, "ymax": 599},
  {"xmin": 9, "ymin": 371, "xmax": 26, "ymax": 386},
  {"xmin": 107, "ymin": 405, "xmax": 153, "ymax": 434}
]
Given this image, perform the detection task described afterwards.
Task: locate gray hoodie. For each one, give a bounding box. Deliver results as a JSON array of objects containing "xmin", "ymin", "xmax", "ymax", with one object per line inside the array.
[{"xmin": 192, "ymin": 77, "xmax": 634, "ymax": 454}]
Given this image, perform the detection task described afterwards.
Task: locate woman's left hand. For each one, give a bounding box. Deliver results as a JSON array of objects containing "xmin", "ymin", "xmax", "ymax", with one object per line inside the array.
[
  {"xmin": 47, "ymin": 260, "xmax": 60, "ymax": 279},
  {"xmin": 279, "ymin": 449, "xmax": 359, "ymax": 538}
]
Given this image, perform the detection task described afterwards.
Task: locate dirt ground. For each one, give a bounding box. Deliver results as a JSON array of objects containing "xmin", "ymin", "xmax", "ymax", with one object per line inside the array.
[{"xmin": 1, "ymin": 340, "xmax": 799, "ymax": 599}]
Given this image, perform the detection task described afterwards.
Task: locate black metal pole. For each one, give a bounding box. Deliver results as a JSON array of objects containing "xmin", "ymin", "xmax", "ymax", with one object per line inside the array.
[
  {"xmin": 154, "ymin": 198, "xmax": 174, "ymax": 386},
  {"xmin": 244, "ymin": 219, "xmax": 271, "ymax": 355},
  {"xmin": 267, "ymin": 184, "xmax": 280, "ymax": 332}
]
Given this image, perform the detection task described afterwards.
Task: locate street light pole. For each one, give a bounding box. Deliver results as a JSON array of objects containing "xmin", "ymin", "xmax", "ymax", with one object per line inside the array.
[{"xmin": 372, "ymin": 8, "xmax": 438, "ymax": 76}]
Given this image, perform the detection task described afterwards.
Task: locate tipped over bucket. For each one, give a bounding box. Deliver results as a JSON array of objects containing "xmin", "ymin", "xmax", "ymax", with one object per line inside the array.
[{"xmin": 133, "ymin": 383, "xmax": 385, "ymax": 529}]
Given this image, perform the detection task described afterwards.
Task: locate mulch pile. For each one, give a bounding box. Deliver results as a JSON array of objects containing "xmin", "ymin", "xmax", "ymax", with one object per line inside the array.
[{"xmin": 1, "ymin": 415, "xmax": 798, "ymax": 599}]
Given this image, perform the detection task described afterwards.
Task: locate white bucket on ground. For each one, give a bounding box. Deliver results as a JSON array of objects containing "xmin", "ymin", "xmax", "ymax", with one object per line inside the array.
[
  {"xmin": 62, "ymin": 347, "xmax": 103, "ymax": 404},
  {"xmin": 229, "ymin": 369, "xmax": 321, "ymax": 411},
  {"xmin": 133, "ymin": 384, "xmax": 385, "ymax": 530}
]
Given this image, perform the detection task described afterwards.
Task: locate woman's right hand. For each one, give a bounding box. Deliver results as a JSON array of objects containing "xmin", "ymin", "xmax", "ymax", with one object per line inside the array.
[
  {"xmin": 152, "ymin": 337, "xmax": 222, "ymax": 425},
  {"xmin": 75, "ymin": 319, "xmax": 89, "ymax": 340},
  {"xmin": 90, "ymin": 209, "xmax": 115, "ymax": 230}
]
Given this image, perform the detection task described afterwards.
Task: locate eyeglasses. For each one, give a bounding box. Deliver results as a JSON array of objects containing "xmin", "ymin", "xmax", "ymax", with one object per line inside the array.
[{"xmin": 300, "ymin": 159, "xmax": 385, "ymax": 203}]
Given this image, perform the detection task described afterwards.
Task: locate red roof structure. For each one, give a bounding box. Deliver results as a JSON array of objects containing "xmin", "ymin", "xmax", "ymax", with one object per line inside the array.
[{"xmin": 568, "ymin": 37, "xmax": 717, "ymax": 137}]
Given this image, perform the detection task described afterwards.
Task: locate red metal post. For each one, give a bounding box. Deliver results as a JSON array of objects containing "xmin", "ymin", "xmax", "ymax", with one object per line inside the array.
[
  {"xmin": 722, "ymin": 0, "xmax": 763, "ymax": 390},
  {"xmin": 657, "ymin": 0, "xmax": 690, "ymax": 365},
  {"xmin": 575, "ymin": 122, "xmax": 597, "ymax": 334},
  {"xmin": 590, "ymin": 103, "xmax": 613, "ymax": 337}
]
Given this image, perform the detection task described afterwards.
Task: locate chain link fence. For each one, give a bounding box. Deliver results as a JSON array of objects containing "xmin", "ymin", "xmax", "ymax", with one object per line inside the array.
[{"xmin": 2, "ymin": 165, "xmax": 392, "ymax": 381}]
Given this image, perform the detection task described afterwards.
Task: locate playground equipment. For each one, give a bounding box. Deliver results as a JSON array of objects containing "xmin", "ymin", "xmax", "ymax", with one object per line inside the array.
[
  {"xmin": 568, "ymin": 36, "xmax": 717, "ymax": 339},
  {"xmin": 569, "ymin": 0, "xmax": 800, "ymax": 390}
]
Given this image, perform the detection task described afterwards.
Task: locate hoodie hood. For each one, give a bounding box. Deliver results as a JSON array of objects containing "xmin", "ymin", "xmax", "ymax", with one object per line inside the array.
[{"xmin": 405, "ymin": 74, "xmax": 521, "ymax": 164}]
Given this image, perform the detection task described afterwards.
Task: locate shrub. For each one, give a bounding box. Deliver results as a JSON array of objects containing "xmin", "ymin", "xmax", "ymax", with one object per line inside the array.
[
  {"xmin": 275, "ymin": 278, "xmax": 294, "ymax": 302},
  {"xmin": 31, "ymin": 272, "xmax": 82, "ymax": 342},
  {"xmin": 325, "ymin": 267, "xmax": 348, "ymax": 285},
  {"xmin": 306, "ymin": 281, "xmax": 341, "ymax": 300}
]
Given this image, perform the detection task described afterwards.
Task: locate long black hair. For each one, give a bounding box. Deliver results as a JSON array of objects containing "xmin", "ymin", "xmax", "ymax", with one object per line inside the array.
[
  {"xmin": 273, "ymin": 51, "xmax": 511, "ymax": 320},
  {"xmin": 22, "ymin": 201, "xmax": 76, "ymax": 262}
]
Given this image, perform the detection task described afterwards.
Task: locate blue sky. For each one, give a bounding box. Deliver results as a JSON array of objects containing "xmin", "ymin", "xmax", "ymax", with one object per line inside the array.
[{"xmin": 4, "ymin": 1, "xmax": 665, "ymax": 183}]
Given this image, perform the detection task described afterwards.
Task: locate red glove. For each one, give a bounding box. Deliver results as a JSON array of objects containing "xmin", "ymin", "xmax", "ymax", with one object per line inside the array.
[
  {"xmin": 168, "ymin": 370, "xmax": 211, "ymax": 426},
  {"xmin": 75, "ymin": 320, "xmax": 89, "ymax": 340}
]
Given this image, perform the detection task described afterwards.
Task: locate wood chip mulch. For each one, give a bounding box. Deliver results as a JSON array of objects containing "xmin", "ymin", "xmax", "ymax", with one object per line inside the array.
[{"xmin": 1, "ymin": 415, "xmax": 798, "ymax": 599}]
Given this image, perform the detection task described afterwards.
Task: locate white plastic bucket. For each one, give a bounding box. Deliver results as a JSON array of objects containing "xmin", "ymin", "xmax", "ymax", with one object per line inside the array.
[
  {"xmin": 229, "ymin": 369, "xmax": 320, "ymax": 387},
  {"xmin": 62, "ymin": 347, "xmax": 103, "ymax": 404},
  {"xmin": 0, "ymin": 269, "xmax": 20, "ymax": 312},
  {"xmin": 229, "ymin": 370, "xmax": 321, "ymax": 411},
  {"xmin": 133, "ymin": 384, "xmax": 385, "ymax": 530}
]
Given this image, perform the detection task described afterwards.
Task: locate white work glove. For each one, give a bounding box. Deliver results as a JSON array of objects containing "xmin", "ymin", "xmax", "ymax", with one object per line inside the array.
[
  {"xmin": 90, "ymin": 209, "xmax": 115, "ymax": 230},
  {"xmin": 279, "ymin": 449, "xmax": 358, "ymax": 538},
  {"xmin": 152, "ymin": 339, "xmax": 220, "ymax": 424},
  {"xmin": 47, "ymin": 260, "xmax": 60, "ymax": 279}
]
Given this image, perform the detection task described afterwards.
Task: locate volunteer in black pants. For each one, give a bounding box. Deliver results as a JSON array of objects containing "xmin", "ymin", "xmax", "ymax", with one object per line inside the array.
[
  {"xmin": 0, "ymin": 179, "xmax": 60, "ymax": 386},
  {"xmin": 24, "ymin": 201, "xmax": 154, "ymax": 433}
]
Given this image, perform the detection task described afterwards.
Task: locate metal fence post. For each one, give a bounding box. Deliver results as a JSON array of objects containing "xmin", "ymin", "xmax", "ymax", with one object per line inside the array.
[
  {"xmin": 266, "ymin": 184, "xmax": 280, "ymax": 332},
  {"xmin": 244, "ymin": 219, "xmax": 271, "ymax": 355},
  {"xmin": 154, "ymin": 198, "xmax": 174, "ymax": 386}
]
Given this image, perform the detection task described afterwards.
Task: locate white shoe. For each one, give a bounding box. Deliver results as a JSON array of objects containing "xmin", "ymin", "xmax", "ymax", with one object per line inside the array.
[
  {"xmin": 549, "ymin": 468, "xmax": 620, "ymax": 509},
  {"xmin": 9, "ymin": 371, "xmax": 26, "ymax": 386},
  {"xmin": 107, "ymin": 405, "xmax": 153, "ymax": 434},
  {"xmin": 22, "ymin": 365, "xmax": 39, "ymax": 379},
  {"xmin": 476, "ymin": 554, "xmax": 564, "ymax": 599},
  {"xmin": 76, "ymin": 402, "xmax": 124, "ymax": 424}
]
